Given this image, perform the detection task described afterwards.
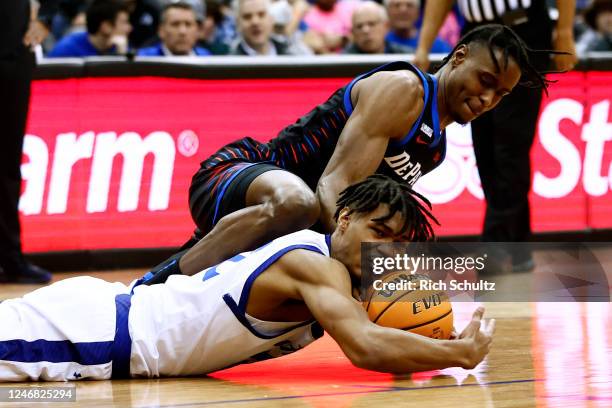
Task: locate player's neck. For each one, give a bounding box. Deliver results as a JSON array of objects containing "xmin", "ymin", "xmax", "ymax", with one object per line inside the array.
[{"xmin": 434, "ymin": 68, "xmax": 452, "ymax": 129}]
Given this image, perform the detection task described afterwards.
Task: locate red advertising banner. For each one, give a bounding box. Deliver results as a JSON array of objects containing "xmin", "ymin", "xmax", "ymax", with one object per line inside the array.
[{"xmin": 22, "ymin": 73, "xmax": 612, "ymax": 252}]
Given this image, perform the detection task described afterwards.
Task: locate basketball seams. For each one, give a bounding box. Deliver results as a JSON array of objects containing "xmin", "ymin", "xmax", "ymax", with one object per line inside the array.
[
  {"xmin": 366, "ymin": 273, "xmax": 454, "ymax": 340},
  {"xmin": 399, "ymin": 309, "xmax": 453, "ymax": 331},
  {"xmin": 365, "ymin": 280, "xmax": 414, "ymax": 313},
  {"xmin": 365, "ymin": 272, "xmax": 419, "ymax": 315},
  {"xmin": 367, "ymin": 273, "xmax": 429, "ymax": 321},
  {"xmin": 371, "ymin": 289, "xmax": 417, "ymax": 324}
]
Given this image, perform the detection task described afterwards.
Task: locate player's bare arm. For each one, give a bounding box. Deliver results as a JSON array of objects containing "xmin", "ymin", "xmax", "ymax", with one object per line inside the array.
[
  {"xmin": 413, "ymin": 0, "xmax": 454, "ymax": 71},
  {"xmin": 316, "ymin": 71, "xmax": 425, "ymax": 232},
  {"xmin": 248, "ymin": 249, "xmax": 495, "ymax": 373}
]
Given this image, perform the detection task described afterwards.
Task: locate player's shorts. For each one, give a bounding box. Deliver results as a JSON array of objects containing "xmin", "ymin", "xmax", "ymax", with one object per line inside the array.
[
  {"xmin": 0, "ymin": 277, "xmax": 132, "ymax": 381},
  {"xmin": 188, "ymin": 160, "xmax": 281, "ymax": 239}
]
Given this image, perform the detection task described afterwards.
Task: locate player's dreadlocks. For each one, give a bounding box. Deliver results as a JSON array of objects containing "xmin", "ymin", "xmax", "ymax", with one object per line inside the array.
[
  {"xmin": 437, "ymin": 24, "xmax": 567, "ymax": 93},
  {"xmin": 334, "ymin": 174, "xmax": 439, "ymax": 242}
]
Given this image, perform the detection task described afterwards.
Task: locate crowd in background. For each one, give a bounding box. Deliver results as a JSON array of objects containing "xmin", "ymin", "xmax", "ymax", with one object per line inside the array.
[
  {"xmin": 33, "ymin": 0, "xmax": 610, "ymax": 58},
  {"xmin": 36, "ymin": 0, "xmax": 452, "ymax": 57}
]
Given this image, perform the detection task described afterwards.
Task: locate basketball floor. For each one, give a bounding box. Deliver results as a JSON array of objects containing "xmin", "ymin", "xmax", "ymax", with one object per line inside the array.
[{"xmin": 1, "ymin": 266, "xmax": 611, "ymax": 408}]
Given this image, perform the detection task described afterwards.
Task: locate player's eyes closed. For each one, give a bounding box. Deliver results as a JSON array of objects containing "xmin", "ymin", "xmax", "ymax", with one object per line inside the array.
[
  {"xmin": 480, "ymin": 72, "xmax": 503, "ymax": 90},
  {"xmin": 371, "ymin": 227, "xmax": 386, "ymax": 238}
]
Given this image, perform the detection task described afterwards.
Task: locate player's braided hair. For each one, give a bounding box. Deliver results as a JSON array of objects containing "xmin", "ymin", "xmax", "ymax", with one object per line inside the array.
[
  {"xmin": 437, "ymin": 24, "xmax": 568, "ymax": 94},
  {"xmin": 334, "ymin": 174, "xmax": 439, "ymax": 241}
]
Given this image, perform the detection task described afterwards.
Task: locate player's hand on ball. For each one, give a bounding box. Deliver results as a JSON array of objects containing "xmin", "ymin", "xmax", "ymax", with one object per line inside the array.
[{"xmin": 458, "ymin": 307, "xmax": 496, "ymax": 369}]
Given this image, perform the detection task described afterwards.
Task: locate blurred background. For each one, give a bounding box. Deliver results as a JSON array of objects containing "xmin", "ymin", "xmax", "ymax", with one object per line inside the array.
[{"xmin": 6, "ymin": 0, "xmax": 612, "ymax": 272}]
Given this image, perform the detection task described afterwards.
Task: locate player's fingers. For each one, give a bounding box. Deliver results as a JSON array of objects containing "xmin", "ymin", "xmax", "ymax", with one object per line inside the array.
[
  {"xmin": 472, "ymin": 306, "xmax": 485, "ymax": 321},
  {"xmin": 460, "ymin": 318, "xmax": 481, "ymax": 338},
  {"xmin": 485, "ymin": 319, "xmax": 496, "ymax": 336},
  {"xmin": 459, "ymin": 308, "xmax": 485, "ymax": 338}
]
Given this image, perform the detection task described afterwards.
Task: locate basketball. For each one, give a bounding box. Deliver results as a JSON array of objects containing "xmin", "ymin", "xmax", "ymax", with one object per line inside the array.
[{"xmin": 364, "ymin": 272, "xmax": 454, "ymax": 339}]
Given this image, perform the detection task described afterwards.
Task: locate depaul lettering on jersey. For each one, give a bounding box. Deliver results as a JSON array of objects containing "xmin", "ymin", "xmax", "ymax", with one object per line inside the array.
[
  {"xmin": 375, "ymin": 62, "xmax": 446, "ymax": 186},
  {"xmin": 384, "ymin": 152, "xmax": 423, "ymax": 185}
]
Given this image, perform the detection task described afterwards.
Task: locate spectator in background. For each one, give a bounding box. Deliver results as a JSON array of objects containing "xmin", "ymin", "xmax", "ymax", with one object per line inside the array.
[
  {"xmin": 199, "ymin": 0, "xmax": 237, "ymax": 54},
  {"xmin": 384, "ymin": 0, "xmax": 451, "ymax": 53},
  {"xmin": 48, "ymin": 0, "xmax": 132, "ymax": 57},
  {"xmin": 50, "ymin": 0, "xmax": 88, "ymax": 42},
  {"xmin": 343, "ymin": 1, "xmax": 412, "ymax": 54},
  {"xmin": 577, "ymin": 0, "xmax": 612, "ymax": 53},
  {"xmin": 199, "ymin": 0, "xmax": 232, "ymax": 54},
  {"xmin": 138, "ymin": 2, "xmax": 211, "ymax": 55},
  {"xmin": 269, "ymin": 0, "xmax": 314, "ymax": 54},
  {"xmin": 303, "ymin": 0, "xmax": 359, "ymax": 53},
  {"xmin": 124, "ymin": 0, "xmax": 163, "ymax": 49},
  {"xmin": 231, "ymin": 0, "xmax": 293, "ymax": 55}
]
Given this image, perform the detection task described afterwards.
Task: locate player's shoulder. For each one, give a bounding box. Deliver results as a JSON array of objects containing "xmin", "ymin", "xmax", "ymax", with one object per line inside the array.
[
  {"xmin": 359, "ymin": 68, "xmax": 425, "ymax": 111},
  {"xmin": 277, "ymin": 246, "xmax": 350, "ymax": 287},
  {"xmin": 271, "ymin": 230, "xmax": 331, "ymax": 257},
  {"xmin": 266, "ymin": 230, "xmax": 347, "ymax": 283}
]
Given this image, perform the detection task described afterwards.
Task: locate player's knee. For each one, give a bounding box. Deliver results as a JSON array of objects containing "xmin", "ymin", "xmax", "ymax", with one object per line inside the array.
[{"xmin": 266, "ymin": 188, "xmax": 320, "ymax": 229}]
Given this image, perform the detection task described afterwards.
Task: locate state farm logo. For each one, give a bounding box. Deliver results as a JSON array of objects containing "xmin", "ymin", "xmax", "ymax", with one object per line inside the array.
[
  {"xmin": 20, "ymin": 130, "xmax": 200, "ymax": 215},
  {"xmin": 415, "ymin": 99, "xmax": 611, "ymax": 204}
]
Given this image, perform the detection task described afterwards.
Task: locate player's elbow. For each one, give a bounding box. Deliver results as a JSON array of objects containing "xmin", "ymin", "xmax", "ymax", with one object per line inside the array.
[
  {"xmin": 343, "ymin": 327, "xmax": 390, "ymax": 372},
  {"xmin": 344, "ymin": 326, "xmax": 430, "ymax": 374},
  {"xmin": 345, "ymin": 344, "xmax": 380, "ymax": 371},
  {"xmin": 350, "ymin": 347, "xmax": 419, "ymax": 374},
  {"xmin": 350, "ymin": 351, "xmax": 390, "ymax": 372},
  {"xmin": 348, "ymin": 343, "xmax": 403, "ymax": 373}
]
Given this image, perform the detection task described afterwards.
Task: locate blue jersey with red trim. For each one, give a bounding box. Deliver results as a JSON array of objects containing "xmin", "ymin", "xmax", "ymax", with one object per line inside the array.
[{"xmin": 199, "ymin": 61, "xmax": 446, "ymax": 189}]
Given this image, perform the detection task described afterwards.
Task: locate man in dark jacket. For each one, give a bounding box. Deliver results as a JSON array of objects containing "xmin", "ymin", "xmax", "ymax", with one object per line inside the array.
[
  {"xmin": 343, "ymin": 1, "xmax": 413, "ymax": 54},
  {"xmin": 231, "ymin": 0, "xmax": 293, "ymax": 55}
]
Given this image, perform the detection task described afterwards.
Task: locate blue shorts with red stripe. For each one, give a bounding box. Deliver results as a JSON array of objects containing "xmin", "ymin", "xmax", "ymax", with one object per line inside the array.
[{"xmin": 188, "ymin": 159, "xmax": 281, "ymax": 237}]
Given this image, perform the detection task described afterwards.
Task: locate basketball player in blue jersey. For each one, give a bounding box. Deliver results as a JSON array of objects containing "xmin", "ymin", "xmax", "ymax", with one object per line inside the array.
[
  {"xmin": 0, "ymin": 176, "xmax": 495, "ymax": 381},
  {"xmin": 146, "ymin": 24, "xmax": 557, "ymax": 284}
]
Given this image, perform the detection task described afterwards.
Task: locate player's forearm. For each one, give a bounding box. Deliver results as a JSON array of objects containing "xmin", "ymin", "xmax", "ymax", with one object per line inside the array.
[
  {"xmin": 416, "ymin": 0, "xmax": 454, "ymax": 53},
  {"xmin": 358, "ymin": 326, "xmax": 470, "ymax": 373}
]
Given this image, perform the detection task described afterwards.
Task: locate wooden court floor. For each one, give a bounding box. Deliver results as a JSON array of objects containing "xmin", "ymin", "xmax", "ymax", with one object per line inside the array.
[{"xmin": 1, "ymin": 266, "xmax": 611, "ymax": 408}]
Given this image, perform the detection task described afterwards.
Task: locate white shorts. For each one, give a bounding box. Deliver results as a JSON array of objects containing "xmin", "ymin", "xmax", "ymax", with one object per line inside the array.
[{"xmin": 0, "ymin": 276, "xmax": 132, "ymax": 382}]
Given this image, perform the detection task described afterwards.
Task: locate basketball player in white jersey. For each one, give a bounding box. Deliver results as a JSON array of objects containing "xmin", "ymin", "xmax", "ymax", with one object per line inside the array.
[{"xmin": 0, "ymin": 175, "xmax": 494, "ymax": 381}]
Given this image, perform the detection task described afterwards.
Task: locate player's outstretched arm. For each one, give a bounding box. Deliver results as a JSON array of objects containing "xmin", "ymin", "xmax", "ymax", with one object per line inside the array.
[
  {"xmin": 286, "ymin": 252, "xmax": 495, "ymax": 373},
  {"xmin": 316, "ymin": 74, "xmax": 423, "ymax": 232}
]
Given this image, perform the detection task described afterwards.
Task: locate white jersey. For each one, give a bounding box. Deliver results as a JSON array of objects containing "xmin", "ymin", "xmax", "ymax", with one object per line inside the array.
[
  {"xmin": 128, "ymin": 230, "xmax": 330, "ymax": 377},
  {"xmin": 0, "ymin": 230, "xmax": 330, "ymax": 381}
]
